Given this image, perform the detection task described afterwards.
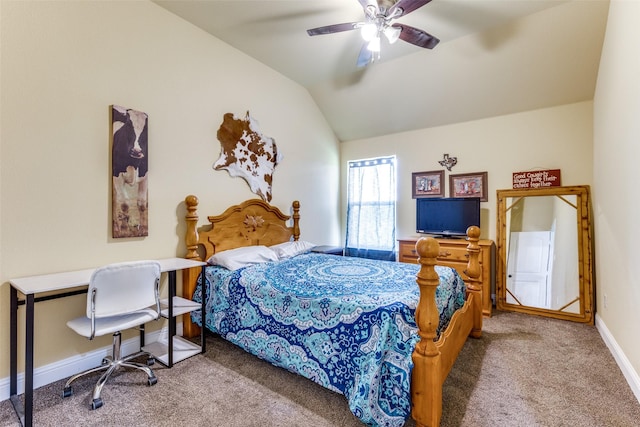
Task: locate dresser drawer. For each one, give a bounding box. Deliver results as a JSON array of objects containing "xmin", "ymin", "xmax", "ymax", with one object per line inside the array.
[
  {"xmin": 437, "ymin": 260, "xmax": 475, "ymax": 282},
  {"xmin": 398, "ymin": 240, "xmax": 419, "ymax": 263},
  {"xmin": 398, "ymin": 237, "xmax": 495, "ymax": 317},
  {"xmin": 436, "ymin": 244, "xmax": 477, "ymax": 265},
  {"xmin": 399, "ymin": 240, "xmax": 480, "ymax": 268}
]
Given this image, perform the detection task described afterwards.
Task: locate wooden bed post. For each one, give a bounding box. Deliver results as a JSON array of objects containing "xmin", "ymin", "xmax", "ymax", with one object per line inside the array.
[
  {"xmin": 464, "ymin": 226, "xmax": 483, "ymax": 339},
  {"xmin": 411, "ymin": 237, "xmax": 443, "ymax": 427},
  {"xmin": 292, "ymin": 200, "xmax": 300, "ymax": 241},
  {"xmin": 183, "ymin": 195, "xmax": 202, "ymax": 338},
  {"xmin": 411, "ymin": 226, "xmax": 483, "ymax": 426},
  {"xmin": 184, "ymin": 195, "xmax": 200, "ymax": 260}
]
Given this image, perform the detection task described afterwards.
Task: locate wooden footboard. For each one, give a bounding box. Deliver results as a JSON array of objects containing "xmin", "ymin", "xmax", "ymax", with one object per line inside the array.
[
  {"xmin": 411, "ymin": 226, "xmax": 482, "ymax": 427},
  {"xmin": 181, "ymin": 196, "xmax": 482, "ymax": 426}
]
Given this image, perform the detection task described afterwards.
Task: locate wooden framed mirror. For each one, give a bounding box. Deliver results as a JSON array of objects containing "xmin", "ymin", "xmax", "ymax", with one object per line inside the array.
[{"xmin": 496, "ymin": 185, "xmax": 594, "ymax": 324}]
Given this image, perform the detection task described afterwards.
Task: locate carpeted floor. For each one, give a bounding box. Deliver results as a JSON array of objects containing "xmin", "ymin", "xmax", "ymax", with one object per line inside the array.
[{"xmin": 1, "ymin": 311, "xmax": 639, "ymax": 426}]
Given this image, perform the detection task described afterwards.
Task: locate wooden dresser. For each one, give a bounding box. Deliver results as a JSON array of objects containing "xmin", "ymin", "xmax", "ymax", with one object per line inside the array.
[{"xmin": 398, "ymin": 237, "xmax": 495, "ymax": 317}]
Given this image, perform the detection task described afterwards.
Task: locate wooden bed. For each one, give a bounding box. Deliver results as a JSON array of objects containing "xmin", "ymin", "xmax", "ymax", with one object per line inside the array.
[{"xmin": 181, "ymin": 195, "xmax": 483, "ymax": 427}]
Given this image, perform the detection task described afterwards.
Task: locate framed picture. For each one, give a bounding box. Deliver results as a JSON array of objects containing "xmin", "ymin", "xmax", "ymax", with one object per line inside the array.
[
  {"xmin": 449, "ymin": 172, "xmax": 488, "ymax": 202},
  {"xmin": 412, "ymin": 170, "xmax": 444, "ymax": 198},
  {"xmin": 111, "ymin": 105, "xmax": 149, "ymax": 238}
]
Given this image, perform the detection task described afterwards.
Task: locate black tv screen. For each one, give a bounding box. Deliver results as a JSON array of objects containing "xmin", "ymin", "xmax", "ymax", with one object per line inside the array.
[{"xmin": 416, "ymin": 197, "xmax": 480, "ymax": 237}]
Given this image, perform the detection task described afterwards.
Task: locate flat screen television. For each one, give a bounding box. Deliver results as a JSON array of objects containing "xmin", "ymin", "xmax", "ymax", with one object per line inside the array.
[{"xmin": 416, "ymin": 197, "xmax": 480, "ymax": 237}]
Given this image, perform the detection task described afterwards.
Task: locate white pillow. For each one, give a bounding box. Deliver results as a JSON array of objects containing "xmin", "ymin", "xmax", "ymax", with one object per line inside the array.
[
  {"xmin": 206, "ymin": 245, "xmax": 279, "ymax": 270},
  {"xmin": 270, "ymin": 240, "xmax": 316, "ymax": 260}
]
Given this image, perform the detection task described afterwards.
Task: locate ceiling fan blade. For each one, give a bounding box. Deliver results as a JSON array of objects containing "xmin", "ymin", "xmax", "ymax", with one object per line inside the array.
[
  {"xmin": 387, "ymin": 0, "xmax": 432, "ymax": 18},
  {"xmin": 395, "ymin": 23, "xmax": 440, "ymax": 49},
  {"xmin": 356, "ymin": 43, "xmax": 374, "ymax": 68},
  {"xmin": 357, "ymin": 0, "xmax": 379, "ymax": 12},
  {"xmin": 307, "ymin": 22, "xmax": 360, "ymax": 36}
]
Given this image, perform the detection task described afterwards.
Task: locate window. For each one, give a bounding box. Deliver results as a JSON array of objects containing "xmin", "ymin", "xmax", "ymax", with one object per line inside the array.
[{"xmin": 345, "ymin": 156, "xmax": 396, "ymax": 261}]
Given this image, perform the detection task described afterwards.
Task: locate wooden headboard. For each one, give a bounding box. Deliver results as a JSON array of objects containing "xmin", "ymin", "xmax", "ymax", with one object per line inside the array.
[
  {"xmin": 184, "ymin": 195, "xmax": 300, "ymax": 262},
  {"xmin": 182, "ymin": 196, "xmax": 300, "ymax": 336}
]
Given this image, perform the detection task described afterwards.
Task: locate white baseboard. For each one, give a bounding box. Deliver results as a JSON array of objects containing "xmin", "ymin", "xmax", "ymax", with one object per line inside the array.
[
  {"xmin": 7, "ymin": 318, "xmax": 636, "ymax": 405},
  {"xmin": 0, "ymin": 328, "xmax": 166, "ymax": 402},
  {"xmin": 595, "ymin": 313, "xmax": 640, "ymax": 403}
]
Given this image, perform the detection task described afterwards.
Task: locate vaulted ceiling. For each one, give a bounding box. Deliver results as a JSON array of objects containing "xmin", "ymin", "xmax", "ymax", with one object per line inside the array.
[{"xmin": 154, "ymin": 0, "xmax": 609, "ymax": 142}]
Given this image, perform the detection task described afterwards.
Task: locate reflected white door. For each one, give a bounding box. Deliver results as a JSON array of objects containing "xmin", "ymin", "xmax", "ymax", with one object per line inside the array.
[{"xmin": 506, "ymin": 231, "xmax": 553, "ymax": 308}]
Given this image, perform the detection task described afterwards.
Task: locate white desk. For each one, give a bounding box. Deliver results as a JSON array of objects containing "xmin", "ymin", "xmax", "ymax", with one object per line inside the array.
[{"xmin": 8, "ymin": 257, "xmax": 206, "ymax": 427}]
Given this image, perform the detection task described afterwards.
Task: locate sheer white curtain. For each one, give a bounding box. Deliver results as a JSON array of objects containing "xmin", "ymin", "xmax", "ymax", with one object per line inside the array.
[{"xmin": 345, "ymin": 156, "xmax": 396, "ymax": 260}]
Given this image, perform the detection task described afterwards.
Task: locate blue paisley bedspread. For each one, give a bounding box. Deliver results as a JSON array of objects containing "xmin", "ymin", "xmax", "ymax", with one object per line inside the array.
[{"xmin": 191, "ymin": 253, "xmax": 466, "ymax": 427}]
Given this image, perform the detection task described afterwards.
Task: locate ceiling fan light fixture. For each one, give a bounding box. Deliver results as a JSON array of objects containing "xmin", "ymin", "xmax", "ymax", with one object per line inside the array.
[
  {"xmin": 360, "ymin": 22, "xmax": 378, "ymax": 41},
  {"xmin": 367, "ymin": 36, "xmax": 381, "ymax": 52},
  {"xmin": 307, "ymin": 0, "xmax": 439, "ymax": 68},
  {"xmin": 383, "ymin": 25, "xmax": 401, "ymax": 44}
]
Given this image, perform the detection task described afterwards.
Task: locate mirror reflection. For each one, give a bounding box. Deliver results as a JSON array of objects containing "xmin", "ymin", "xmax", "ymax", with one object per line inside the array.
[{"xmin": 496, "ymin": 186, "xmax": 593, "ymax": 324}]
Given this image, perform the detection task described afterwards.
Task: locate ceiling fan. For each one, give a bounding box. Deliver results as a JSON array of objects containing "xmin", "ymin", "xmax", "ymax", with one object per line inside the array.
[{"xmin": 307, "ymin": 0, "xmax": 440, "ymax": 68}]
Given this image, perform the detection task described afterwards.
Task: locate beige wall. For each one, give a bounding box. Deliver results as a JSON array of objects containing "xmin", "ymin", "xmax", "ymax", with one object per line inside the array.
[
  {"xmin": 0, "ymin": 1, "xmax": 340, "ymax": 377},
  {"xmin": 593, "ymin": 0, "xmax": 640, "ymax": 392},
  {"xmin": 340, "ymin": 101, "xmax": 594, "ymax": 243},
  {"xmin": 3, "ymin": 0, "xmax": 638, "ymax": 405}
]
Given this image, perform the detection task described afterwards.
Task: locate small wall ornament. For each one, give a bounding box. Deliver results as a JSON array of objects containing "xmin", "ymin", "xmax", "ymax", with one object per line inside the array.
[{"xmin": 438, "ymin": 153, "xmax": 457, "ymax": 171}]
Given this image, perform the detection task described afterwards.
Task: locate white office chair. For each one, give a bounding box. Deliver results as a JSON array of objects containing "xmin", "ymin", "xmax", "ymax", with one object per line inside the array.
[{"xmin": 62, "ymin": 260, "xmax": 162, "ymax": 410}]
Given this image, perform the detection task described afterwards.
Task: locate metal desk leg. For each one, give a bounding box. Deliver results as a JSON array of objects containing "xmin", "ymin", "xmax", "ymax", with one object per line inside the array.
[
  {"xmin": 168, "ymin": 270, "xmax": 176, "ymax": 368},
  {"xmin": 9, "ymin": 292, "xmax": 34, "ymax": 427},
  {"xmin": 139, "ymin": 324, "xmax": 145, "ymax": 349},
  {"xmin": 25, "ymin": 294, "xmax": 34, "ymax": 427},
  {"xmin": 9, "ymin": 286, "xmax": 24, "ymax": 426},
  {"xmin": 200, "ymin": 266, "xmax": 206, "ymax": 353},
  {"xmin": 10, "ymin": 286, "xmax": 17, "ymax": 398}
]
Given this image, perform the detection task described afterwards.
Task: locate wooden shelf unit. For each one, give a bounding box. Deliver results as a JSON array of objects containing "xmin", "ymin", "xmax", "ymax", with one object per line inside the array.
[{"xmin": 398, "ymin": 237, "xmax": 495, "ymax": 317}]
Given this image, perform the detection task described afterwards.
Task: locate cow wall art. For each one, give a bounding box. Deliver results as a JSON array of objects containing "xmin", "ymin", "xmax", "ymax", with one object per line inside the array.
[{"xmin": 111, "ymin": 105, "xmax": 149, "ymax": 238}]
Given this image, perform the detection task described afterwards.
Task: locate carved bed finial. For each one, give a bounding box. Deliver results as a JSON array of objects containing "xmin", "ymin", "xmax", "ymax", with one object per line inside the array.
[
  {"xmin": 185, "ymin": 195, "xmax": 200, "ymax": 260},
  {"xmin": 292, "ymin": 200, "xmax": 300, "ymax": 241}
]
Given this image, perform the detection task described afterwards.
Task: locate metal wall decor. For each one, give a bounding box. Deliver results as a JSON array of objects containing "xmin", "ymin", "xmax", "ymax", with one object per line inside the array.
[{"xmin": 438, "ymin": 153, "xmax": 457, "ymax": 171}]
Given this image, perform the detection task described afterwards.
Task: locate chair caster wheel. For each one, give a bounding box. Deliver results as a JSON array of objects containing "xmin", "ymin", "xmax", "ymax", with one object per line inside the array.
[
  {"xmin": 146, "ymin": 357, "xmax": 155, "ymax": 366},
  {"xmin": 90, "ymin": 398, "xmax": 103, "ymax": 410},
  {"xmin": 101, "ymin": 358, "xmax": 109, "ymax": 365},
  {"xmin": 148, "ymin": 376, "xmax": 158, "ymax": 386},
  {"xmin": 62, "ymin": 387, "xmax": 73, "ymax": 398}
]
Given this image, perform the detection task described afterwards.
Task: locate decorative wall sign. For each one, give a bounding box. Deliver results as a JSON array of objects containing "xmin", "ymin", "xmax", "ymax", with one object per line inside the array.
[
  {"xmin": 111, "ymin": 105, "xmax": 149, "ymax": 238},
  {"xmin": 438, "ymin": 153, "xmax": 457, "ymax": 171},
  {"xmin": 512, "ymin": 169, "xmax": 561, "ymax": 189},
  {"xmin": 412, "ymin": 170, "xmax": 444, "ymax": 198},
  {"xmin": 213, "ymin": 111, "xmax": 281, "ymax": 202},
  {"xmin": 449, "ymin": 171, "xmax": 488, "ymax": 202}
]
